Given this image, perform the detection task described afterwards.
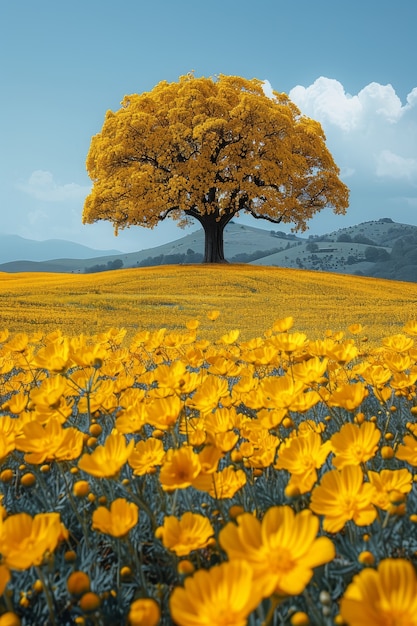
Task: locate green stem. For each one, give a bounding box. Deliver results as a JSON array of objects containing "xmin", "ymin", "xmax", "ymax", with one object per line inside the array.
[
  {"xmin": 57, "ymin": 463, "xmax": 91, "ymax": 547},
  {"xmin": 36, "ymin": 566, "xmax": 58, "ymax": 626},
  {"xmin": 262, "ymin": 595, "xmax": 281, "ymax": 626}
]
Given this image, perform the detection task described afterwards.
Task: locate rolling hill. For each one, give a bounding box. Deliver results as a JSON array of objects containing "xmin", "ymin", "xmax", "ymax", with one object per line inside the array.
[
  {"xmin": 0, "ymin": 218, "xmax": 415, "ymax": 282},
  {"xmin": 0, "ymin": 234, "xmax": 122, "ymax": 264}
]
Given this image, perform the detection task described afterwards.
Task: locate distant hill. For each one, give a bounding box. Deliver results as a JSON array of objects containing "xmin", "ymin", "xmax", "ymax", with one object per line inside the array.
[
  {"xmin": 253, "ymin": 218, "xmax": 417, "ymax": 283},
  {"xmin": 0, "ymin": 234, "xmax": 122, "ymax": 263},
  {"xmin": 0, "ymin": 218, "xmax": 416, "ymax": 283}
]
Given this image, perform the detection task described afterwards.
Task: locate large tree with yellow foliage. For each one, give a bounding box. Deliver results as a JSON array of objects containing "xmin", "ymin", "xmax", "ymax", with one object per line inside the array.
[{"xmin": 83, "ymin": 74, "xmax": 349, "ymax": 263}]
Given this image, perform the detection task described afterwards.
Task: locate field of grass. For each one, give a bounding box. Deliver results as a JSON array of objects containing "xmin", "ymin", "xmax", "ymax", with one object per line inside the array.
[
  {"xmin": 1, "ymin": 264, "xmax": 417, "ymax": 344},
  {"xmin": 1, "ymin": 264, "xmax": 417, "ymax": 625}
]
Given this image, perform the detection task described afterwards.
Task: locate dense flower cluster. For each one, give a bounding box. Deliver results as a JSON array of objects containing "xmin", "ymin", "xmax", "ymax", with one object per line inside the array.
[{"xmin": 0, "ymin": 315, "xmax": 417, "ymax": 624}]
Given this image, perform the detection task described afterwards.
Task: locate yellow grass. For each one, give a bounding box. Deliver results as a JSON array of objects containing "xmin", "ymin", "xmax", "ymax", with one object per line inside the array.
[{"xmin": 1, "ymin": 264, "xmax": 416, "ymax": 343}]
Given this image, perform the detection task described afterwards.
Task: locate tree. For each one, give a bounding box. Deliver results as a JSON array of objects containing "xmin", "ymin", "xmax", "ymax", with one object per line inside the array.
[{"xmin": 83, "ymin": 74, "xmax": 349, "ymax": 263}]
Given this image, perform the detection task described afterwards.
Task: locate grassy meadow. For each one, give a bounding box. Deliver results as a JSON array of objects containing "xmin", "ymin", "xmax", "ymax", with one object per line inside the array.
[
  {"xmin": 1, "ymin": 264, "xmax": 417, "ymax": 625},
  {"xmin": 1, "ymin": 264, "xmax": 417, "ymax": 343}
]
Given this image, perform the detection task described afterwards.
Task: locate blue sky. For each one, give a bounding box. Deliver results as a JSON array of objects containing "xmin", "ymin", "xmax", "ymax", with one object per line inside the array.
[{"xmin": 1, "ymin": 0, "xmax": 416, "ymax": 252}]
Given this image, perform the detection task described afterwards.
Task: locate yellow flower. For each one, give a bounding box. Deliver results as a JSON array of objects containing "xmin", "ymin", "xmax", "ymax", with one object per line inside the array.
[
  {"xmin": 186, "ymin": 376, "xmax": 229, "ymax": 414},
  {"xmin": 73, "ymin": 480, "xmax": 90, "ymax": 498},
  {"xmin": 219, "ymin": 329, "xmax": 240, "ymax": 345},
  {"xmin": 326, "ymin": 342, "xmax": 358, "ymax": 364},
  {"xmin": 0, "ymin": 417, "xmax": 19, "ymax": 463},
  {"xmin": 169, "ymin": 560, "xmax": 262, "ymax": 626},
  {"xmin": 219, "ymin": 506, "xmax": 335, "ymax": 598},
  {"xmin": 275, "ymin": 431, "xmax": 331, "ymax": 494},
  {"xmin": 79, "ymin": 591, "xmax": 101, "ymax": 613},
  {"xmin": 382, "ymin": 333, "xmax": 414, "ymax": 352},
  {"xmin": 368, "ymin": 468, "xmax": 413, "ymax": 511},
  {"xmin": 78, "ymin": 431, "xmax": 134, "ymax": 478},
  {"xmin": 396, "ymin": 434, "xmax": 417, "ymax": 466},
  {"xmin": 92, "ymin": 498, "xmax": 139, "ymax": 538},
  {"xmin": 196, "ymin": 445, "xmax": 223, "ymax": 474},
  {"xmin": 15, "ymin": 418, "xmax": 84, "ymax": 464},
  {"xmin": 358, "ymin": 551, "xmax": 375, "ymax": 566},
  {"xmin": 0, "ymin": 512, "xmax": 67, "ymax": 570},
  {"xmin": 67, "ymin": 571, "xmax": 91, "ymax": 596},
  {"xmin": 128, "ymin": 598, "xmax": 161, "ymax": 626},
  {"xmin": 310, "ymin": 465, "xmax": 377, "ymax": 533},
  {"xmin": 159, "ymin": 446, "xmax": 201, "ymax": 491},
  {"xmin": 340, "ymin": 559, "xmax": 417, "ymax": 626},
  {"xmin": 270, "ymin": 331, "xmax": 308, "ymax": 353},
  {"xmin": 155, "ymin": 512, "xmax": 214, "ymax": 556},
  {"xmin": 186, "ymin": 318, "xmax": 199, "ymax": 331},
  {"xmin": 128, "ymin": 438, "xmax": 165, "ymax": 476},
  {"xmin": 33, "ymin": 336, "xmax": 70, "ymax": 372},
  {"xmin": 272, "ymin": 316, "xmax": 294, "ymax": 332},
  {"xmin": 151, "ymin": 361, "xmax": 187, "ymax": 395},
  {"xmin": 348, "ymin": 323, "xmax": 364, "ymax": 335},
  {"xmin": 29, "ymin": 374, "xmax": 71, "ymax": 415},
  {"xmin": 291, "ymin": 612, "xmax": 310, "ymax": 626},
  {"xmin": 259, "ymin": 375, "xmax": 305, "ymax": 410},
  {"xmin": 144, "ymin": 395, "xmax": 182, "ymax": 430},
  {"xmin": 70, "ymin": 341, "xmax": 109, "ymax": 367},
  {"xmin": 207, "ymin": 310, "xmax": 220, "ymax": 321},
  {"xmin": 327, "ymin": 382, "xmax": 368, "ymax": 410},
  {"xmin": 330, "ymin": 422, "xmax": 381, "ymax": 469},
  {"xmin": 291, "ymin": 356, "xmax": 328, "ymax": 384},
  {"xmin": 403, "ymin": 320, "xmax": 417, "ymax": 335},
  {"xmin": 0, "ymin": 612, "xmax": 20, "ymax": 626},
  {"xmin": 193, "ymin": 466, "xmax": 247, "ymax": 499},
  {"xmin": 115, "ymin": 404, "xmax": 149, "ymax": 434},
  {"xmin": 4, "ymin": 333, "xmax": 29, "ymax": 353},
  {"xmin": 361, "ymin": 364, "xmax": 392, "ymax": 388},
  {"xmin": 243, "ymin": 431, "xmax": 279, "ymax": 469}
]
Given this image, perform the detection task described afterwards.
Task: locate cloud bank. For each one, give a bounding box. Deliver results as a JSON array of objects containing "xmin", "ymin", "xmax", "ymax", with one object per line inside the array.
[
  {"xmin": 287, "ymin": 77, "xmax": 417, "ymax": 188},
  {"xmin": 18, "ymin": 170, "xmax": 91, "ymax": 202}
]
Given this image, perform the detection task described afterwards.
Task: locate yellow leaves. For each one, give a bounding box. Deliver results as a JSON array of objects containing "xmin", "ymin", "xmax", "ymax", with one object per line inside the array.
[{"xmin": 83, "ymin": 73, "xmax": 348, "ymax": 240}]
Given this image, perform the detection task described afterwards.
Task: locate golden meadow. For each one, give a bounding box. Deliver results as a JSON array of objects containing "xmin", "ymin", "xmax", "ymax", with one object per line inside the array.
[
  {"xmin": 1, "ymin": 264, "xmax": 417, "ymax": 625},
  {"xmin": 2, "ymin": 265, "xmax": 417, "ymax": 342}
]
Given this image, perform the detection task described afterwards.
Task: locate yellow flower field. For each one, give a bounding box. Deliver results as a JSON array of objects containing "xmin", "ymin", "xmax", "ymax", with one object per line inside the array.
[
  {"xmin": 1, "ymin": 264, "xmax": 417, "ymax": 343},
  {"xmin": 1, "ymin": 265, "xmax": 417, "ymax": 625}
]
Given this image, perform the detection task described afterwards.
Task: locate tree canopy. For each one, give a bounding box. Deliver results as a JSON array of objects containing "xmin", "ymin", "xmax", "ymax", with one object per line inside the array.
[{"xmin": 83, "ymin": 74, "xmax": 349, "ymax": 262}]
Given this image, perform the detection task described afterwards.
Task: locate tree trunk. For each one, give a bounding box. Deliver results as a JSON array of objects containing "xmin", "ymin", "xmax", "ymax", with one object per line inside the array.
[
  {"xmin": 202, "ymin": 218, "xmax": 227, "ymax": 263},
  {"xmin": 186, "ymin": 208, "xmax": 235, "ymax": 263}
]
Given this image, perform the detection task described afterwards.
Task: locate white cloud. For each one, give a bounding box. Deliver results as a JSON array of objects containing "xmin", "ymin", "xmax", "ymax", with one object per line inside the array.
[
  {"xmin": 288, "ymin": 77, "xmax": 412, "ymax": 131},
  {"xmin": 18, "ymin": 170, "xmax": 91, "ymax": 202},
  {"xmin": 290, "ymin": 78, "xmax": 362, "ymax": 131},
  {"xmin": 376, "ymin": 150, "xmax": 417, "ymax": 182},
  {"xmin": 262, "ymin": 79, "xmax": 274, "ymax": 99},
  {"xmin": 286, "ymin": 77, "xmax": 417, "ymax": 189}
]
